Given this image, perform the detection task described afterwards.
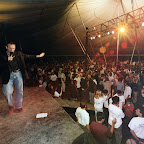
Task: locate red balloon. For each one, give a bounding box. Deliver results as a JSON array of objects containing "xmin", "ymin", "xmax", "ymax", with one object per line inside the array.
[
  {"xmin": 130, "ymin": 38, "xmax": 135, "ymax": 43},
  {"xmin": 110, "ymin": 50, "xmax": 114, "ymax": 55},
  {"xmin": 121, "ymin": 42, "xmax": 127, "ymax": 49}
]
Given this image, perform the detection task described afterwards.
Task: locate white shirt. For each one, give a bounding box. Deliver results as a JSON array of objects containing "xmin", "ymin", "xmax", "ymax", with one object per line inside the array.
[
  {"xmin": 74, "ymin": 77, "xmax": 81, "ymax": 88},
  {"xmin": 54, "ymin": 91, "xmax": 60, "ymax": 97},
  {"xmin": 94, "ymin": 97, "xmax": 105, "ymax": 112},
  {"xmin": 108, "ymin": 104, "xmax": 125, "ymax": 128},
  {"xmin": 128, "ymin": 117, "xmax": 144, "ymax": 139},
  {"xmin": 93, "ymin": 79, "xmax": 97, "ymax": 85},
  {"xmin": 103, "ymin": 95, "xmax": 109, "ymax": 108},
  {"xmin": 50, "ymin": 74, "xmax": 57, "ymax": 81},
  {"xmin": 124, "ymin": 86, "xmax": 132, "ymax": 99},
  {"xmin": 75, "ymin": 107, "xmax": 90, "ymax": 126}
]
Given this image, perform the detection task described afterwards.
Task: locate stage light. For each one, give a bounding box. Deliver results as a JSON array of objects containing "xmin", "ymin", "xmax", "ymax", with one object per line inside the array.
[
  {"xmin": 93, "ymin": 36, "xmax": 95, "ymax": 39},
  {"xmin": 98, "ymin": 34, "xmax": 101, "ymax": 38},
  {"xmin": 142, "ymin": 22, "xmax": 144, "ymax": 27},
  {"xmin": 112, "ymin": 31, "xmax": 115, "ymax": 34},
  {"xmin": 107, "ymin": 32, "xmax": 110, "ymax": 35},
  {"xmin": 120, "ymin": 27, "xmax": 124, "ymax": 32},
  {"xmin": 90, "ymin": 37, "xmax": 93, "ymax": 40}
]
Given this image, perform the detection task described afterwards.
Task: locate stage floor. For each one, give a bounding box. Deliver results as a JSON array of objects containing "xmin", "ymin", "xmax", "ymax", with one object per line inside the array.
[{"xmin": 0, "ymin": 86, "xmax": 84, "ymax": 144}]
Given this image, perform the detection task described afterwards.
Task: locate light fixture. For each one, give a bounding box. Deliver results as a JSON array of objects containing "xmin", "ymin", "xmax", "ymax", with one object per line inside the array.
[
  {"xmin": 107, "ymin": 32, "xmax": 110, "ymax": 35},
  {"xmin": 112, "ymin": 30, "xmax": 115, "ymax": 34},
  {"xmin": 93, "ymin": 36, "xmax": 95, "ymax": 39},
  {"xmin": 120, "ymin": 27, "xmax": 124, "ymax": 32}
]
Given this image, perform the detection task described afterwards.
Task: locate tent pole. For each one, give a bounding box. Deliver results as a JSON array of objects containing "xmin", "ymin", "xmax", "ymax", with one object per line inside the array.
[
  {"xmin": 117, "ymin": 0, "xmax": 120, "ymax": 63},
  {"xmin": 117, "ymin": 31, "xmax": 119, "ymax": 63}
]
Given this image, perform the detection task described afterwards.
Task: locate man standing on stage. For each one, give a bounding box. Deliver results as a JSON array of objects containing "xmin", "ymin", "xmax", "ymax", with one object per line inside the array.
[{"xmin": 0, "ymin": 42, "xmax": 45, "ymax": 114}]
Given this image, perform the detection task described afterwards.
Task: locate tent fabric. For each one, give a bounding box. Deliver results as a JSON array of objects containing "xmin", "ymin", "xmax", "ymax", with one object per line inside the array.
[{"xmin": 0, "ymin": 0, "xmax": 144, "ymax": 55}]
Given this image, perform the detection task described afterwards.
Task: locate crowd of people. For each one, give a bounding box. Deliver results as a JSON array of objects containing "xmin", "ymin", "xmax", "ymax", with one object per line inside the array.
[
  {"xmin": 1, "ymin": 42, "xmax": 144, "ymax": 144},
  {"xmin": 25, "ymin": 56, "xmax": 144, "ymax": 144}
]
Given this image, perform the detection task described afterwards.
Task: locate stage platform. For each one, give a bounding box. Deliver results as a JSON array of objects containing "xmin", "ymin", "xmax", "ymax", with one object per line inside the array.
[{"xmin": 0, "ymin": 86, "xmax": 84, "ymax": 144}]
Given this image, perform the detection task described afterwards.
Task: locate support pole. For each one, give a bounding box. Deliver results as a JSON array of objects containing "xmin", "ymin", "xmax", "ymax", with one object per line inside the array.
[
  {"xmin": 85, "ymin": 27, "xmax": 89, "ymax": 69},
  {"xmin": 117, "ymin": 0, "xmax": 120, "ymax": 63},
  {"xmin": 117, "ymin": 31, "xmax": 119, "ymax": 63}
]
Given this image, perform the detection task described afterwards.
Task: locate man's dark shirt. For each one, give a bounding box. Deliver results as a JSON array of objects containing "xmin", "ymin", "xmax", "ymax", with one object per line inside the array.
[
  {"xmin": 8, "ymin": 53, "xmax": 19, "ymax": 72},
  {"xmin": 90, "ymin": 121, "xmax": 112, "ymax": 144}
]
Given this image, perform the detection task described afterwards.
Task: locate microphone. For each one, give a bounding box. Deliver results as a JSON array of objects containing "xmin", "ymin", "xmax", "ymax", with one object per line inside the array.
[{"xmin": 10, "ymin": 52, "xmax": 14, "ymax": 56}]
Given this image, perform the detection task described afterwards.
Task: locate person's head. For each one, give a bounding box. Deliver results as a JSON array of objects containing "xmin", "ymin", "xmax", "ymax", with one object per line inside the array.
[
  {"xmin": 94, "ymin": 90, "xmax": 102, "ymax": 99},
  {"xmin": 102, "ymin": 89, "xmax": 108, "ymax": 95},
  {"xmin": 6, "ymin": 42, "xmax": 16, "ymax": 53},
  {"xmin": 125, "ymin": 81, "xmax": 129, "ymax": 86},
  {"xmin": 80, "ymin": 100, "xmax": 87, "ymax": 109},
  {"xmin": 117, "ymin": 90, "xmax": 122, "ymax": 96},
  {"xmin": 127, "ymin": 98, "xmax": 132, "ymax": 104},
  {"xmin": 97, "ymin": 112, "xmax": 105, "ymax": 122},
  {"xmin": 118, "ymin": 78, "xmax": 122, "ymax": 82},
  {"xmin": 112, "ymin": 96, "xmax": 119, "ymax": 106},
  {"xmin": 135, "ymin": 107, "xmax": 144, "ymax": 117},
  {"xmin": 141, "ymin": 88, "xmax": 144, "ymax": 97}
]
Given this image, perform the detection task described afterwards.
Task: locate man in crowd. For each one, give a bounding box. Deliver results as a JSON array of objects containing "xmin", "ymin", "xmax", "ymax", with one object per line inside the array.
[
  {"xmin": 108, "ymin": 96, "xmax": 125, "ymax": 144},
  {"xmin": 127, "ymin": 107, "xmax": 144, "ymax": 144},
  {"xmin": 90, "ymin": 112, "xmax": 116, "ymax": 144},
  {"xmin": 75, "ymin": 100, "xmax": 90, "ymax": 143},
  {"xmin": 75, "ymin": 100, "xmax": 90, "ymax": 131},
  {"xmin": 0, "ymin": 42, "xmax": 45, "ymax": 114}
]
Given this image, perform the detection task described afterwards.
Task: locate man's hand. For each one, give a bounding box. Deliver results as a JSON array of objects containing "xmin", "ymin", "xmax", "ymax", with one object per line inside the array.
[
  {"xmin": 36, "ymin": 52, "xmax": 45, "ymax": 58},
  {"xmin": 112, "ymin": 118, "xmax": 117, "ymax": 125},
  {"xmin": 139, "ymin": 141, "xmax": 144, "ymax": 144},
  {"xmin": 8, "ymin": 56, "xmax": 13, "ymax": 61}
]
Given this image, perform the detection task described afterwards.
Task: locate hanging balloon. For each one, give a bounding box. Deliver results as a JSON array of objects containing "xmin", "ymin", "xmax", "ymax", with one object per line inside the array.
[
  {"xmin": 96, "ymin": 52, "xmax": 100, "ymax": 57},
  {"xmin": 130, "ymin": 38, "xmax": 135, "ymax": 44},
  {"xmin": 121, "ymin": 42, "xmax": 127, "ymax": 49},
  {"xmin": 110, "ymin": 50, "xmax": 114, "ymax": 55},
  {"xmin": 105, "ymin": 42, "xmax": 110, "ymax": 47},
  {"xmin": 99, "ymin": 46, "xmax": 106, "ymax": 54}
]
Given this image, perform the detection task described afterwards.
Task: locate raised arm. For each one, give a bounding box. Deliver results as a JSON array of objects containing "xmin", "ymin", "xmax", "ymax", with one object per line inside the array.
[{"xmin": 36, "ymin": 52, "xmax": 45, "ymax": 58}]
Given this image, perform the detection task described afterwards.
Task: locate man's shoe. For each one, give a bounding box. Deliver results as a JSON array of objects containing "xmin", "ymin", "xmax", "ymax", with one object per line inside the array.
[
  {"xmin": 9, "ymin": 106, "xmax": 14, "ymax": 115},
  {"xmin": 14, "ymin": 108, "xmax": 23, "ymax": 113}
]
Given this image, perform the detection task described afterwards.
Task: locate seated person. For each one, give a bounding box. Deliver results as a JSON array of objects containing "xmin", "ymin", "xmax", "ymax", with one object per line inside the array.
[{"xmin": 53, "ymin": 86, "xmax": 62, "ymax": 98}]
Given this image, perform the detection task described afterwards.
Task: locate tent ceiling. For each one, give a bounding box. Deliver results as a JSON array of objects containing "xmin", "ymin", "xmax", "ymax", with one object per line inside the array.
[{"xmin": 0, "ymin": 0, "xmax": 144, "ymax": 55}]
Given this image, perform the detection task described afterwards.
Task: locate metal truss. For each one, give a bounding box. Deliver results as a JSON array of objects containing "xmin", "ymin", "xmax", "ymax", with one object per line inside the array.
[{"xmin": 89, "ymin": 6, "xmax": 144, "ymax": 35}]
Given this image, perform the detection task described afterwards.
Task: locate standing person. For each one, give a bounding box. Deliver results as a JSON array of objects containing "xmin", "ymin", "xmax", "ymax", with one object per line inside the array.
[
  {"xmin": 74, "ymin": 100, "xmax": 97, "ymax": 144},
  {"xmin": 61, "ymin": 70, "xmax": 66, "ymax": 92},
  {"xmin": 94, "ymin": 90, "xmax": 105, "ymax": 121},
  {"xmin": 127, "ymin": 107, "xmax": 144, "ymax": 144},
  {"xmin": 114, "ymin": 90, "xmax": 125, "ymax": 110},
  {"xmin": 103, "ymin": 89, "xmax": 110, "ymax": 125},
  {"xmin": 114, "ymin": 78, "xmax": 124, "ymax": 94},
  {"xmin": 74, "ymin": 74, "xmax": 81, "ymax": 100},
  {"xmin": 123, "ymin": 98, "xmax": 134, "ymax": 124},
  {"xmin": 124, "ymin": 82, "xmax": 132, "ymax": 101},
  {"xmin": 0, "ymin": 42, "xmax": 45, "ymax": 114},
  {"xmin": 103, "ymin": 77, "xmax": 112, "ymax": 95},
  {"xmin": 75, "ymin": 100, "xmax": 90, "ymax": 131},
  {"xmin": 107, "ymin": 96, "xmax": 125, "ymax": 144},
  {"xmin": 80, "ymin": 73, "xmax": 88, "ymax": 101},
  {"xmin": 90, "ymin": 112, "xmax": 117, "ymax": 144}
]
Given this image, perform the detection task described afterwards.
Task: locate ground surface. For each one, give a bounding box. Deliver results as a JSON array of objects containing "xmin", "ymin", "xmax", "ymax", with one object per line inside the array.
[{"xmin": 0, "ymin": 85, "xmax": 84, "ymax": 144}]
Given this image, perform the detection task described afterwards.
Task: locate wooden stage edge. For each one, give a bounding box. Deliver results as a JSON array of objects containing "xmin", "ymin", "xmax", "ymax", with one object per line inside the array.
[{"xmin": 0, "ymin": 86, "xmax": 84, "ymax": 144}]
